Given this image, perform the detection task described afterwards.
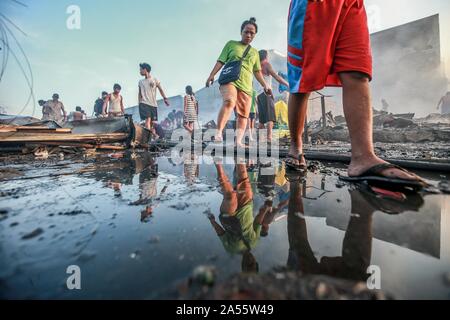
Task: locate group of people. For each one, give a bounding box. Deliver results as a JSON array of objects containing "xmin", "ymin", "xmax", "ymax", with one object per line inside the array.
[
  {"xmin": 204, "ymin": 4, "xmax": 426, "ymax": 188},
  {"xmin": 39, "ymin": 0, "xmax": 426, "ymax": 188}
]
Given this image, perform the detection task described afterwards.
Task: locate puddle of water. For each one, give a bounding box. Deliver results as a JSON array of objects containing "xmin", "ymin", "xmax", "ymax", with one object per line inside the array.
[{"xmin": 0, "ymin": 151, "xmax": 449, "ymax": 299}]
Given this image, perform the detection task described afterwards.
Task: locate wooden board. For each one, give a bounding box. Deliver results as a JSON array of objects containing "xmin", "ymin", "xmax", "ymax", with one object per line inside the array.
[{"xmin": 0, "ymin": 132, "xmax": 129, "ymax": 144}]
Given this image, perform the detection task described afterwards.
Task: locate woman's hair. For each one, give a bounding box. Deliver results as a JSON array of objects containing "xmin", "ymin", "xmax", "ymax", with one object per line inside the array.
[
  {"xmin": 185, "ymin": 85, "xmax": 194, "ymax": 96},
  {"xmin": 241, "ymin": 17, "xmax": 258, "ymax": 33}
]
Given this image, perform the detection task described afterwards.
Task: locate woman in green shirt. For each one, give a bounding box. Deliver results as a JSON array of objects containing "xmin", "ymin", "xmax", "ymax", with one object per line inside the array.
[{"xmin": 206, "ymin": 17, "xmax": 272, "ymax": 147}]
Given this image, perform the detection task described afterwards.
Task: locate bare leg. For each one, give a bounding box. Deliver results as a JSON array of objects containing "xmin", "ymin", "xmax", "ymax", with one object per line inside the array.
[
  {"xmin": 288, "ymin": 93, "xmax": 310, "ymax": 166},
  {"xmin": 267, "ymin": 121, "xmax": 274, "ymax": 142},
  {"xmin": 249, "ymin": 119, "xmax": 255, "ymax": 141},
  {"xmin": 145, "ymin": 117, "xmax": 151, "ymax": 130},
  {"xmin": 216, "ymin": 99, "xmax": 235, "ymax": 142},
  {"xmin": 340, "ymin": 72, "xmax": 418, "ymax": 180},
  {"xmin": 236, "ymin": 116, "xmax": 248, "ymax": 147},
  {"xmin": 216, "ymin": 163, "xmax": 238, "ymax": 215}
]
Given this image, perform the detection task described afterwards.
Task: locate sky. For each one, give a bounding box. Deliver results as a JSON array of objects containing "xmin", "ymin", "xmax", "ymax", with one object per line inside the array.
[{"xmin": 0, "ymin": 0, "xmax": 449, "ymax": 117}]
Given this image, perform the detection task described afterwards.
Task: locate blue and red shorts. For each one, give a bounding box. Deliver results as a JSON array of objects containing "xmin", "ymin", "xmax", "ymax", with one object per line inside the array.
[{"xmin": 288, "ymin": 0, "xmax": 373, "ymax": 93}]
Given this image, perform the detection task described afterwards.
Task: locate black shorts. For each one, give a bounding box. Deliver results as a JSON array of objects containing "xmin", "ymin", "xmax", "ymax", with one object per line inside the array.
[
  {"xmin": 257, "ymin": 93, "xmax": 276, "ymax": 124},
  {"xmin": 249, "ymin": 112, "xmax": 256, "ymax": 120},
  {"xmin": 139, "ymin": 103, "xmax": 158, "ymax": 121}
]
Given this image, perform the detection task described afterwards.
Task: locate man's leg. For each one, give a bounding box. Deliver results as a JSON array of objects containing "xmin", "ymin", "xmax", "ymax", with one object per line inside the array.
[
  {"xmin": 340, "ymin": 72, "xmax": 417, "ymax": 180},
  {"xmin": 145, "ymin": 117, "xmax": 151, "ymax": 130},
  {"xmin": 288, "ymin": 93, "xmax": 310, "ymax": 165}
]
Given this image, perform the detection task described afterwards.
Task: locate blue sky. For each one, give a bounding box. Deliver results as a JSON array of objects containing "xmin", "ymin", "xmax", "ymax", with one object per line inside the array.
[{"xmin": 1, "ymin": 0, "xmax": 449, "ymax": 116}]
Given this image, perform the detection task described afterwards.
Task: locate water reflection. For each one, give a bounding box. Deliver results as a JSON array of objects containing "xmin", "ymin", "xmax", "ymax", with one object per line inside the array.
[
  {"xmin": 287, "ymin": 177, "xmax": 421, "ymax": 281},
  {"xmin": 2, "ymin": 150, "xmax": 446, "ymax": 299},
  {"xmin": 207, "ymin": 162, "xmax": 263, "ymax": 272}
]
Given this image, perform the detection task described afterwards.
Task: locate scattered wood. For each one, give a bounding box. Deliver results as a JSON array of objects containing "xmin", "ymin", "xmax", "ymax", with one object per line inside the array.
[{"xmin": 0, "ymin": 132, "xmax": 128, "ymax": 143}]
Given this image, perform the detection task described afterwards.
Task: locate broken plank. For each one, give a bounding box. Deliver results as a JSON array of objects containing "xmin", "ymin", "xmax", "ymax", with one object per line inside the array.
[{"xmin": 0, "ymin": 132, "xmax": 129, "ymax": 144}]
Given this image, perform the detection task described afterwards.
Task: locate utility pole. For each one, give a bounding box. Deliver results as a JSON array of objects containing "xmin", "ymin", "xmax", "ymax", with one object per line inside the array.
[{"xmin": 310, "ymin": 91, "xmax": 333, "ymax": 129}]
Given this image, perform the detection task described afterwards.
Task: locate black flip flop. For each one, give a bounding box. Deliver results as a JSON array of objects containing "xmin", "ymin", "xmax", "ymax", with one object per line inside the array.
[
  {"xmin": 284, "ymin": 154, "xmax": 307, "ymax": 172},
  {"xmin": 340, "ymin": 163, "xmax": 428, "ymax": 191}
]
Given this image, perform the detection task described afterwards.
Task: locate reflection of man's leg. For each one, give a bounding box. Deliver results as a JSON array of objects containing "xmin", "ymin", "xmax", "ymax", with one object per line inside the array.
[
  {"xmin": 287, "ymin": 180, "xmax": 319, "ymax": 273},
  {"xmin": 342, "ymin": 190, "xmax": 374, "ymax": 279}
]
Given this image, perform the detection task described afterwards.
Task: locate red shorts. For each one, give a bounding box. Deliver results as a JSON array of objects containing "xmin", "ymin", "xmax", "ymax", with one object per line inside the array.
[{"xmin": 288, "ymin": 0, "xmax": 373, "ymax": 93}]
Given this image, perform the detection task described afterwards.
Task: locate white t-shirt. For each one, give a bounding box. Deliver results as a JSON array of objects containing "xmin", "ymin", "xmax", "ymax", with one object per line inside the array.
[{"xmin": 139, "ymin": 76, "xmax": 160, "ymax": 108}]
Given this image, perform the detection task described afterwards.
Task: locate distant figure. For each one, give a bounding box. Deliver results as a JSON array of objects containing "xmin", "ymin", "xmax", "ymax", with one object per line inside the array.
[
  {"xmin": 168, "ymin": 109, "xmax": 177, "ymax": 129},
  {"xmin": 103, "ymin": 84, "xmax": 125, "ymax": 117},
  {"xmin": 38, "ymin": 100, "xmax": 46, "ymax": 116},
  {"xmin": 43, "ymin": 93, "xmax": 67, "ymax": 123},
  {"xmin": 183, "ymin": 85, "xmax": 198, "ymax": 135},
  {"xmin": 94, "ymin": 91, "xmax": 108, "ymax": 117},
  {"xmin": 257, "ymin": 50, "xmax": 289, "ymax": 143},
  {"xmin": 72, "ymin": 106, "xmax": 86, "ymax": 121},
  {"xmin": 437, "ymin": 92, "xmax": 450, "ymax": 115},
  {"xmin": 138, "ymin": 63, "xmax": 170, "ymax": 136},
  {"xmin": 161, "ymin": 118, "xmax": 171, "ymax": 130},
  {"xmin": 381, "ymin": 98, "xmax": 389, "ymax": 113},
  {"xmin": 176, "ymin": 110, "xmax": 184, "ymax": 128}
]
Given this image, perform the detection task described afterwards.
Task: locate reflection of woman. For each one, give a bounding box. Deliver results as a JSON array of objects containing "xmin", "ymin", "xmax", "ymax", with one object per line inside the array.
[
  {"xmin": 207, "ymin": 162, "xmax": 270, "ymax": 273},
  {"xmin": 205, "ymin": 18, "xmax": 272, "ymax": 147},
  {"xmin": 183, "ymin": 153, "xmax": 199, "ymax": 185}
]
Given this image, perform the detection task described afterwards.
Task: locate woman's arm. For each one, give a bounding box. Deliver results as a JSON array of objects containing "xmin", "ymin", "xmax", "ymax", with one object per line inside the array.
[
  {"xmin": 120, "ymin": 96, "xmax": 125, "ymax": 114},
  {"xmin": 206, "ymin": 61, "xmax": 224, "ymax": 87}
]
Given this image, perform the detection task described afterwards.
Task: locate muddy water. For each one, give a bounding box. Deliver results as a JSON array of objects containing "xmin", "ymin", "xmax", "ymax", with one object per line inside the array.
[{"xmin": 0, "ymin": 151, "xmax": 449, "ymax": 299}]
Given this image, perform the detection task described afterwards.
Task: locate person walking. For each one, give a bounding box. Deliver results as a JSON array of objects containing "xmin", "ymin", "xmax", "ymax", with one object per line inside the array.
[
  {"xmin": 205, "ymin": 17, "xmax": 272, "ymax": 148},
  {"xmin": 183, "ymin": 85, "xmax": 198, "ymax": 135}
]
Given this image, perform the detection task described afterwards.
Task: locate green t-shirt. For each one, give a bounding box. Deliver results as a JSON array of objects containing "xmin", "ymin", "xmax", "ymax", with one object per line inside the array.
[
  {"xmin": 219, "ymin": 203, "xmax": 262, "ymax": 254},
  {"xmin": 218, "ymin": 40, "xmax": 262, "ymax": 96}
]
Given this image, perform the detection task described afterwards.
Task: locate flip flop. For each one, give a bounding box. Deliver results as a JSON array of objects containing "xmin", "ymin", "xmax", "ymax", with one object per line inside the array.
[
  {"xmin": 340, "ymin": 163, "xmax": 428, "ymax": 191},
  {"xmin": 354, "ymin": 184, "xmax": 424, "ymax": 214},
  {"xmin": 284, "ymin": 154, "xmax": 307, "ymax": 172}
]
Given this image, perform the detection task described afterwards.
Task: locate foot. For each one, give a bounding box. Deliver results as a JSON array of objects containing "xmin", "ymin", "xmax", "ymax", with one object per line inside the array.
[
  {"xmin": 236, "ymin": 142, "xmax": 246, "ymax": 148},
  {"xmin": 213, "ymin": 135, "xmax": 223, "ymax": 143},
  {"xmin": 287, "ymin": 144, "xmax": 306, "ymax": 167},
  {"xmin": 348, "ymin": 157, "xmax": 422, "ymax": 181}
]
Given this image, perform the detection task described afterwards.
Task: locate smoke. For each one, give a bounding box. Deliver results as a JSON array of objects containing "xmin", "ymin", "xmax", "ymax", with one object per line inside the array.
[{"xmin": 369, "ymin": 14, "xmax": 448, "ymax": 117}]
